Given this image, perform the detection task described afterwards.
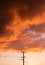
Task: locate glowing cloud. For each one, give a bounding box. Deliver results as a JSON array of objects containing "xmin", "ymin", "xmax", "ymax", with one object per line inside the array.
[{"xmin": 0, "ymin": 0, "xmax": 45, "ymax": 52}]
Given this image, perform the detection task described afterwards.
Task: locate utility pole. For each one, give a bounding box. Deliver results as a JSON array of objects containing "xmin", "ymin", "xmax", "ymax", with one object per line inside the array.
[
  {"xmin": 23, "ymin": 52, "xmax": 25, "ymax": 65},
  {"xmin": 20, "ymin": 51, "xmax": 25, "ymax": 65}
]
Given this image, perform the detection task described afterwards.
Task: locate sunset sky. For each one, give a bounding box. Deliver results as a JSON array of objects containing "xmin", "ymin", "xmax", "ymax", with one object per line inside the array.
[{"xmin": 0, "ymin": 0, "xmax": 45, "ymax": 65}]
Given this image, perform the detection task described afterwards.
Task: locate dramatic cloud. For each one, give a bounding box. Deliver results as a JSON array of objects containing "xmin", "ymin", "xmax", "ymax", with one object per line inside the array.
[
  {"xmin": 0, "ymin": 0, "xmax": 45, "ymax": 36},
  {"xmin": 0, "ymin": 0, "xmax": 45, "ymax": 52},
  {"xmin": 4, "ymin": 23, "xmax": 45, "ymax": 52}
]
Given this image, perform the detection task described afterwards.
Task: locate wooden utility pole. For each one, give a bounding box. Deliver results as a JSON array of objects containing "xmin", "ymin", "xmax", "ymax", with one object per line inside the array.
[
  {"xmin": 23, "ymin": 52, "xmax": 25, "ymax": 65},
  {"xmin": 20, "ymin": 51, "xmax": 25, "ymax": 65}
]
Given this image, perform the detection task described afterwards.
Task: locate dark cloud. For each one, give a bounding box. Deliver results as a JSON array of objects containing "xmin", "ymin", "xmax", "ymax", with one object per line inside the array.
[
  {"xmin": 0, "ymin": 0, "xmax": 45, "ymax": 52},
  {"xmin": 0, "ymin": 0, "xmax": 45, "ymax": 37},
  {"xmin": 30, "ymin": 23, "xmax": 45, "ymax": 32},
  {"xmin": 21, "ymin": 23, "xmax": 45, "ymax": 35},
  {"xmin": 0, "ymin": 2, "xmax": 14, "ymax": 36},
  {"xmin": 17, "ymin": 0, "xmax": 45, "ymax": 19}
]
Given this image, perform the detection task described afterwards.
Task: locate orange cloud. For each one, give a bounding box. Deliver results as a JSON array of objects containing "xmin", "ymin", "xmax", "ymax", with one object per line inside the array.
[{"xmin": 0, "ymin": 0, "xmax": 45, "ymax": 52}]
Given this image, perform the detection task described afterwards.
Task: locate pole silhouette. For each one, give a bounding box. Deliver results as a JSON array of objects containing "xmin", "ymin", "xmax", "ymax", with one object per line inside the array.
[
  {"xmin": 20, "ymin": 51, "xmax": 25, "ymax": 65},
  {"xmin": 23, "ymin": 52, "xmax": 25, "ymax": 65}
]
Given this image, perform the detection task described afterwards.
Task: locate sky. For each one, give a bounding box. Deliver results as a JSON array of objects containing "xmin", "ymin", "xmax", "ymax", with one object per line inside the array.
[{"xmin": 0, "ymin": 0, "xmax": 45, "ymax": 65}]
